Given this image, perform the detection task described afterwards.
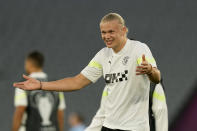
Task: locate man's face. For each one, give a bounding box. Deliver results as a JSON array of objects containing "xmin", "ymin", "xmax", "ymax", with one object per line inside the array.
[
  {"xmin": 24, "ymin": 59, "xmax": 33, "ymax": 74},
  {"xmin": 100, "ymin": 20, "xmax": 126, "ymax": 50}
]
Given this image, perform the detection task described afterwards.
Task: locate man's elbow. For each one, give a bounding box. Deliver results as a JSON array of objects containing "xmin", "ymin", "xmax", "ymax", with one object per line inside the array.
[
  {"xmin": 71, "ymin": 78, "xmax": 85, "ymax": 91},
  {"xmin": 15, "ymin": 106, "xmax": 27, "ymax": 114},
  {"xmin": 150, "ymin": 76, "xmax": 160, "ymax": 84},
  {"xmin": 72, "ymin": 74, "xmax": 91, "ymax": 91},
  {"xmin": 154, "ymin": 77, "xmax": 161, "ymax": 84}
]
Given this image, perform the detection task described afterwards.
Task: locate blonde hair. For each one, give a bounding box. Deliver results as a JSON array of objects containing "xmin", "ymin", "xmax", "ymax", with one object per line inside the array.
[{"xmin": 100, "ymin": 13, "xmax": 128, "ymax": 33}]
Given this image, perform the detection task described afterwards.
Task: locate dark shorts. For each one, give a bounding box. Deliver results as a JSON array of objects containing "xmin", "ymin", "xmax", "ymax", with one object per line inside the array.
[{"xmin": 101, "ymin": 126, "xmax": 129, "ymax": 131}]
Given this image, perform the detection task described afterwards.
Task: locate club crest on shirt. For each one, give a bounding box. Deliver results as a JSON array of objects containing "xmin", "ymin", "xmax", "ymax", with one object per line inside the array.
[{"xmin": 122, "ymin": 56, "xmax": 130, "ymax": 65}]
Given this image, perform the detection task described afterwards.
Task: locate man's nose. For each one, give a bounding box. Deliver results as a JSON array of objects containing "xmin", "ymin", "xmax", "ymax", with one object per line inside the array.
[{"xmin": 105, "ymin": 33, "xmax": 111, "ymax": 39}]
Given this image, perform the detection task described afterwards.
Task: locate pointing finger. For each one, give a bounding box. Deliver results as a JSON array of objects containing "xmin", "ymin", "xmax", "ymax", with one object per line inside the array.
[
  {"xmin": 15, "ymin": 85, "xmax": 25, "ymax": 90},
  {"xmin": 13, "ymin": 82, "xmax": 24, "ymax": 87}
]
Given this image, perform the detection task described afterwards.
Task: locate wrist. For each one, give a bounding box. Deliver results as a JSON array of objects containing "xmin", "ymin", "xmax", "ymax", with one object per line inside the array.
[
  {"xmin": 147, "ymin": 64, "xmax": 153, "ymax": 75},
  {"xmin": 39, "ymin": 80, "xmax": 42, "ymax": 90}
]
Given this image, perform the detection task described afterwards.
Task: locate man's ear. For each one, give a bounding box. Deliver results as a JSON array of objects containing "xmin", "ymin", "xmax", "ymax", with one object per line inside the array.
[{"xmin": 122, "ymin": 26, "xmax": 127, "ymax": 35}]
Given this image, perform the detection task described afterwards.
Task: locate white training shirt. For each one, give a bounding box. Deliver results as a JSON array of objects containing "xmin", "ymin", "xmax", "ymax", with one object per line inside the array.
[
  {"xmin": 85, "ymin": 89, "xmax": 106, "ymax": 131},
  {"xmin": 82, "ymin": 39, "xmax": 157, "ymax": 131},
  {"xmin": 85, "ymin": 83, "xmax": 168, "ymax": 131}
]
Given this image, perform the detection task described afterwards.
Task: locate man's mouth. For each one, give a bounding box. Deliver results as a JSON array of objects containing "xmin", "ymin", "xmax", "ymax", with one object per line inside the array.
[{"xmin": 106, "ymin": 40, "xmax": 113, "ymax": 45}]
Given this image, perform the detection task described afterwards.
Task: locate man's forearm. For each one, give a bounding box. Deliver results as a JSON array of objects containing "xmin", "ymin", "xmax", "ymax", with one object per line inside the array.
[
  {"xmin": 57, "ymin": 110, "xmax": 64, "ymax": 131},
  {"xmin": 41, "ymin": 74, "xmax": 91, "ymax": 91},
  {"xmin": 148, "ymin": 68, "xmax": 161, "ymax": 84},
  {"xmin": 42, "ymin": 77, "xmax": 80, "ymax": 91}
]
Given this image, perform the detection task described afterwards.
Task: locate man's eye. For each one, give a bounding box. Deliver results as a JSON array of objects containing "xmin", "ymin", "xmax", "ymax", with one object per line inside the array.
[{"xmin": 109, "ymin": 31, "xmax": 114, "ymax": 33}]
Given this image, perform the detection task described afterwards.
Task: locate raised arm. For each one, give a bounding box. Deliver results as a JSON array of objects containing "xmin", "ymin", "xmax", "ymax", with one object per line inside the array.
[{"xmin": 13, "ymin": 73, "xmax": 91, "ymax": 91}]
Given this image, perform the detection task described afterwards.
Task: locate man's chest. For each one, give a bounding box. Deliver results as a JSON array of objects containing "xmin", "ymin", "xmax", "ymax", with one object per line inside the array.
[{"xmin": 102, "ymin": 53, "xmax": 137, "ymax": 84}]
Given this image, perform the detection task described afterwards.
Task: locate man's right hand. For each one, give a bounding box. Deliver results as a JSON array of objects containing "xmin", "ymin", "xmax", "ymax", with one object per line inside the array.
[
  {"xmin": 13, "ymin": 73, "xmax": 91, "ymax": 92},
  {"xmin": 13, "ymin": 74, "xmax": 41, "ymax": 90}
]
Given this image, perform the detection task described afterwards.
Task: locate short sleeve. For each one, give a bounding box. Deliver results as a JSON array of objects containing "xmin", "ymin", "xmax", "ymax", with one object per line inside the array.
[
  {"xmin": 14, "ymin": 88, "xmax": 28, "ymax": 107},
  {"xmin": 58, "ymin": 92, "xmax": 66, "ymax": 110},
  {"xmin": 136, "ymin": 43, "xmax": 157, "ymax": 67},
  {"xmin": 81, "ymin": 49, "xmax": 103, "ymax": 83}
]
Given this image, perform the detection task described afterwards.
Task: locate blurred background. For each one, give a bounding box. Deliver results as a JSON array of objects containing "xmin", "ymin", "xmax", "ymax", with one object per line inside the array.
[{"xmin": 0, "ymin": 0, "xmax": 197, "ymax": 130}]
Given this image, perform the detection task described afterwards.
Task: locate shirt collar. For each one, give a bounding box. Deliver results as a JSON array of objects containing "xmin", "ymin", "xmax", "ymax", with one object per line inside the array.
[
  {"xmin": 111, "ymin": 39, "xmax": 130, "ymax": 56},
  {"xmin": 29, "ymin": 72, "xmax": 47, "ymax": 79}
]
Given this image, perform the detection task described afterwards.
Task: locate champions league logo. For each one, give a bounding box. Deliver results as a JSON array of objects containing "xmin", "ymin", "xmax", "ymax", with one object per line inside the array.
[
  {"xmin": 122, "ymin": 56, "xmax": 130, "ymax": 65},
  {"xmin": 37, "ymin": 94, "xmax": 53, "ymax": 126},
  {"xmin": 30, "ymin": 91, "xmax": 55, "ymax": 126}
]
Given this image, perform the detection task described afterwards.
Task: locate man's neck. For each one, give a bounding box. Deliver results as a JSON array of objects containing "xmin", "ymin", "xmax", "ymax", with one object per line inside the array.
[
  {"xmin": 29, "ymin": 68, "xmax": 43, "ymax": 74},
  {"xmin": 113, "ymin": 37, "xmax": 128, "ymax": 53}
]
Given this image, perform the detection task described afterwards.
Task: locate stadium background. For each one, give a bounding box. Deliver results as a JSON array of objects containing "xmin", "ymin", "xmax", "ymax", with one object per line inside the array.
[{"xmin": 0, "ymin": 0, "xmax": 196, "ymax": 130}]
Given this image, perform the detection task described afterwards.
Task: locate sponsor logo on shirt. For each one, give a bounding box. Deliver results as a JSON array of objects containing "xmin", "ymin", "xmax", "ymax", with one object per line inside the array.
[{"xmin": 105, "ymin": 70, "xmax": 128, "ymax": 84}]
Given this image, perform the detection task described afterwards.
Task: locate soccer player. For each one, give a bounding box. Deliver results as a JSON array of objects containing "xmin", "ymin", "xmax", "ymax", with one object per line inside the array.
[
  {"xmin": 14, "ymin": 13, "xmax": 161, "ymax": 131},
  {"xmin": 12, "ymin": 51, "xmax": 66, "ymax": 131}
]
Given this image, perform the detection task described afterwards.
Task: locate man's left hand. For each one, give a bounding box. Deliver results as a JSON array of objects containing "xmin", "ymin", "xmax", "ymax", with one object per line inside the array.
[{"xmin": 136, "ymin": 54, "xmax": 152, "ymax": 75}]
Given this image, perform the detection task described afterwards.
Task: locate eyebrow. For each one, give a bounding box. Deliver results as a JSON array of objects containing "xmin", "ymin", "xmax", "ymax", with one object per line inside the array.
[
  {"xmin": 101, "ymin": 30, "xmax": 115, "ymax": 33},
  {"xmin": 108, "ymin": 30, "xmax": 114, "ymax": 32}
]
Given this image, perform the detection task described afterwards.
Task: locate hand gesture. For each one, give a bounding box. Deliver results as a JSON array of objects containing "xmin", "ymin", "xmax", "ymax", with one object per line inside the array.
[
  {"xmin": 13, "ymin": 74, "xmax": 41, "ymax": 90},
  {"xmin": 136, "ymin": 54, "xmax": 153, "ymax": 75}
]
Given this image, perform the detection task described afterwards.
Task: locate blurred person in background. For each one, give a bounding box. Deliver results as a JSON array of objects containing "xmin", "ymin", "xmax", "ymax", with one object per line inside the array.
[
  {"xmin": 12, "ymin": 51, "xmax": 66, "ymax": 131},
  {"xmin": 68, "ymin": 112, "xmax": 86, "ymax": 131}
]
